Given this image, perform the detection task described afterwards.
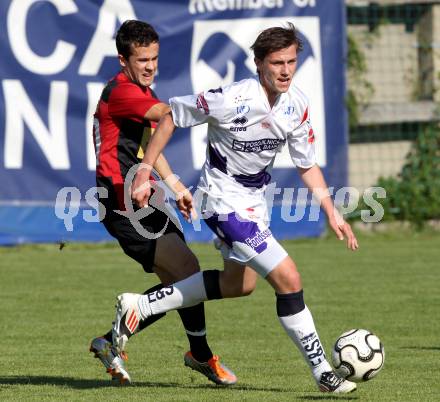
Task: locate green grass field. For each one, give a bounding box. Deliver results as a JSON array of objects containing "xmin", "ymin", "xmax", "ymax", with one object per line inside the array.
[{"xmin": 1, "ymin": 231, "xmax": 439, "ymax": 401}]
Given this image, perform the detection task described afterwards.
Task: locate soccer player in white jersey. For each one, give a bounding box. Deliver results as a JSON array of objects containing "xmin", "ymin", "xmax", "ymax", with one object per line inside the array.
[{"xmin": 114, "ymin": 23, "xmax": 359, "ymax": 393}]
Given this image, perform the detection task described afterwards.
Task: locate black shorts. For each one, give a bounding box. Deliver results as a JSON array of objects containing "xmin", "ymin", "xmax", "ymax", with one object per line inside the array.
[{"xmin": 98, "ymin": 179, "xmax": 185, "ymax": 273}]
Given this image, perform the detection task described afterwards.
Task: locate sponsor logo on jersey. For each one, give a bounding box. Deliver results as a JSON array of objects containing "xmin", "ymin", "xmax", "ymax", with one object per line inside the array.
[
  {"xmin": 196, "ymin": 93, "xmax": 210, "ymax": 115},
  {"xmin": 236, "ymin": 105, "xmax": 250, "ymax": 115},
  {"xmin": 230, "ymin": 126, "xmax": 247, "ymax": 132},
  {"xmin": 230, "ymin": 116, "xmax": 248, "ymax": 132},
  {"xmin": 232, "ymin": 116, "xmax": 248, "ymax": 125},
  {"xmin": 245, "ymin": 228, "xmax": 272, "ymax": 249},
  {"xmin": 284, "ymin": 105, "xmax": 295, "ymax": 115},
  {"xmin": 232, "ymin": 138, "xmax": 285, "ymax": 153}
]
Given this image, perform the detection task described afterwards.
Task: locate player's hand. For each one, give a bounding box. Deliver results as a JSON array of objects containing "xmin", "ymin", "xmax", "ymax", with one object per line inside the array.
[
  {"xmin": 328, "ymin": 213, "xmax": 359, "ymax": 251},
  {"xmin": 131, "ymin": 168, "xmax": 152, "ymax": 208},
  {"xmin": 176, "ymin": 188, "xmax": 197, "ymax": 222}
]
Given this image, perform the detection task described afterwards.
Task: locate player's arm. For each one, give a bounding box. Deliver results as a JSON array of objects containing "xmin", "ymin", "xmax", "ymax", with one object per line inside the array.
[
  {"xmin": 109, "ymin": 84, "xmax": 168, "ymax": 122},
  {"xmin": 153, "ymin": 152, "xmax": 195, "ymax": 221},
  {"xmin": 141, "ymin": 101, "xmax": 179, "ymax": 189},
  {"xmin": 141, "ymin": 101, "xmax": 178, "ymax": 188},
  {"xmin": 143, "ymin": 102, "xmax": 187, "ymax": 194},
  {"xmin": 142, "ymin": 101, "xmax": 175, "ymax": 180},
  {"xmin": 144, "ymin": 102, "xmax": 170, "ymax": 122},
  {"xmin": 131, "ymin": 112, "xmax": 177, "ymax": 208},
  {"xmin": 141, "ymin": 103, "xmax": 194, "ymax": 219},
  {"xmin": 297, "ymin": 164, "xmax": 358, "ymax": 250}
]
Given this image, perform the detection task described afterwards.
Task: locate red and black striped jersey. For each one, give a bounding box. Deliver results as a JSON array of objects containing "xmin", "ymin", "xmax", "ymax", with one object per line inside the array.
[{"xmin": 93, "ymin": 72, "xmax": 160, "ymax": 209}]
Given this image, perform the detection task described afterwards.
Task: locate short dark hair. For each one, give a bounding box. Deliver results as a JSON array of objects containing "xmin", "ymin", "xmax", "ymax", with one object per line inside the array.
[
  {"xmin": 250, "ymin": 23, "xmax": 303, "ymax": 61},
  {"xmin": 116, "ymin": 20, "xmax": 159, "ymax": 59}
]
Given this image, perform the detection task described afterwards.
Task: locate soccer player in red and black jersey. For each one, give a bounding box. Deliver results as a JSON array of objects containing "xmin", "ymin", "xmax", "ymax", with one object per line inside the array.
[{"xmin": 89, "ymin": 20, "xmax": 236, "ymax": 386}]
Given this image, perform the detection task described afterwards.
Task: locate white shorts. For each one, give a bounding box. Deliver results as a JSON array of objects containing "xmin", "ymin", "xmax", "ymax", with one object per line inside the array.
[{"xmin": 201, "ymin": 192, "xmax": 288, "ymax": 277}]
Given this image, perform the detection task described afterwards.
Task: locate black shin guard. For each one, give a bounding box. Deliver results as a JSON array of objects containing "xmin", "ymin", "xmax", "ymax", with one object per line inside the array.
[
  {"xmin": 177, "ymin": 303, "xmax": 213, "ymax": 362},
  {"xmin": 276, "ymin": 289, "xmax": 305, "ymax": 317},
  {"xmin": 203, "ymin": 270, "xmax": 222, "ymax": 300},
  {"xmin": 103, "ymin": 284, "xmax": 166, "ymax": 343}
]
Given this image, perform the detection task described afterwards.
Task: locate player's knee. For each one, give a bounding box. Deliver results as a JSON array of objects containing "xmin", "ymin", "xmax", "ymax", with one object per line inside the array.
[
  {"xmin": 229, "ymin": 285, "xmax": 248, "ymax": 297},
  {"xmin": 229, "ymin": 281, "xmax": 254, "ymax": 297},
  {"xmin": 241, "ymin": 279, "xmax": 256, "ymax": 296},
  {"xmin": 218, "ymin": 272, "xmax": 251, "ymax": 298},
  {"xmin": 182, "ymin": 251, "xmax": 200, "ymax": 274},
  {"xmin": 267, "ymin": 263, "xmax": 302, "ymax": 293},
  {"xmin": 289, "ymin": 270, "xmax": 301, "ymax": 288},
  {"xmin": 240, "ymin": 287, "xmax": 253, "ymax": 297},
  {"xmin": 280, "ymin": 270, "xmax": 301, "ymax": 293}
]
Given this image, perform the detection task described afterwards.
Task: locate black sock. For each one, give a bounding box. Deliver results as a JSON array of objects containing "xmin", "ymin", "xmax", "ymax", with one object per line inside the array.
[
  {"xmin": 103, "ymin": 284, "xmax": 166, "ymax": 343},
  {"xmin": 276, "ymin": 289, "xmax": 305, "ymax": 317},
  {"xmin": 203, "ymin": 270, "xmax": 222, "ymax": 300},
  {"xmin": 177, "ymin": 303, "xmax": 213, "ymax": 362}
]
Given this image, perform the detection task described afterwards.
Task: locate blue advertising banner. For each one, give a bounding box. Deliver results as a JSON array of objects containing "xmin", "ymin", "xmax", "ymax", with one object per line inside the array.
[{"xmin": 0, "ymin": 0, "xmax": 347, "ymax": 244}]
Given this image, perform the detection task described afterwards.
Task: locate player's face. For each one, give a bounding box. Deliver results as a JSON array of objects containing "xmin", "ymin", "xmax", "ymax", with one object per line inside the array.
[
  {"xmin": 119, "ymin": 42, "xmax": 159, "ymax": 87},
  {"xmin": 255, "ymin": 45, "xmax": 298, "ymax": 102}
]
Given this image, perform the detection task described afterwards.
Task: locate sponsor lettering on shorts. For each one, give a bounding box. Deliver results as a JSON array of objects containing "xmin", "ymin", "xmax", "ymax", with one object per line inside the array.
[{"xmin": 245, "ymin": 228, "xmax": 272, "ymax": 249}]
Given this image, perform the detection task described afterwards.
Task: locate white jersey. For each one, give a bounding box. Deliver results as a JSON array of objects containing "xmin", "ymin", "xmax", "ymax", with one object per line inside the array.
[
  {"xmin": 170, "ymin": 76, "xmax": 315, "ymax": 270},
  {"xmin": 170, "ymin": 75, "xmax": 316, "ymax": 201}
]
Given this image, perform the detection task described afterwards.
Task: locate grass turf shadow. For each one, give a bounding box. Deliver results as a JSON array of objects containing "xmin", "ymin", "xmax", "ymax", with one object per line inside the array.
[
  {"xmin": 0, "ymin": 375, "xmax": 291, "ymax": 392},
  {"xmin": 298, "ymin": 396, "xmax": 359, "ymax": 401}
]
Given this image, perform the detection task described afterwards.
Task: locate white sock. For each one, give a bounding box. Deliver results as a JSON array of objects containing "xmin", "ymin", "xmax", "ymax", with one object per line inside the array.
[
  {"xmin": 138, "ymin": 272, "xmax": 207, "ymax": 318},
  {"xmin": 278, "ymin": 305, "xmax": 332, "ymax": 381}
]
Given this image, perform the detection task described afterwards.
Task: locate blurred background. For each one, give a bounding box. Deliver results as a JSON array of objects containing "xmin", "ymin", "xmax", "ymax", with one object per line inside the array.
[
  {"xmin": 0, "ymin": 0, "xmax": 439, "ymax": 245},
  {"xmin": 346, "ymin": 0, "xmax": 440, "ymax": 230}
]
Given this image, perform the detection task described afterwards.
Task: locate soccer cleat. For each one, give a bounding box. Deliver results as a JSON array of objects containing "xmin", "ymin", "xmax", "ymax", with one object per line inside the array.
[
  {"xmin": 318, "ymin": 371, "xmax": 357, "ymax": 393},
  {"xmin": 89, "ymin": 336, "xmax": 131, "ymax": 385},
  {"xmin": 112, "ymin": 293, "xmax": 143, "ymax": 354},
  {"xmin": 184, "ymin": 351, "xmax": 237, "ymax": 385}
]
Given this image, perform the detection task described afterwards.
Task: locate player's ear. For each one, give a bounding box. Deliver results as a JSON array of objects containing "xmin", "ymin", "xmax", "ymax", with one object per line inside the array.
[
  {"xmin": 118, "ymin": 54, "xmax": 127, "ymax": 68},
  {"xmin": 254, "ymin": 57, "xmax": 261, "ymax": 73}
]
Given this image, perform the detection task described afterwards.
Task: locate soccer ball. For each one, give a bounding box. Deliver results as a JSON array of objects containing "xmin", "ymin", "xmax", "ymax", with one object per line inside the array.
[{"xmin": 331, "ymin": 329, "xmax": 385, "ymax": 382}]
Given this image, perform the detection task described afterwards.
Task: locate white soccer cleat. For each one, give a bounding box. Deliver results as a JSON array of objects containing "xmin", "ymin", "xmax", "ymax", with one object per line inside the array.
[
  {"xmin": 89, "ymin": 336, "xmax": 131, "ymax": 385},
  {"xmin": 318, "ymin": 371, "xmax": 357, "ymax": 393},
  {"xmin": 112, "ymin": 293, "xmax": 143, "ymax": 354}
]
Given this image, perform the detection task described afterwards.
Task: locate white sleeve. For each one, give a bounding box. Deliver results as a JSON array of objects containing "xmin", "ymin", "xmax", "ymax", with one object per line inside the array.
[
  {"xmin": 169, "ymin": 88, "xmax": 225, "ymax": 128},
  {"xmin": 287, "ymin": 112, "xmax": 316, "ymax": 168}
]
